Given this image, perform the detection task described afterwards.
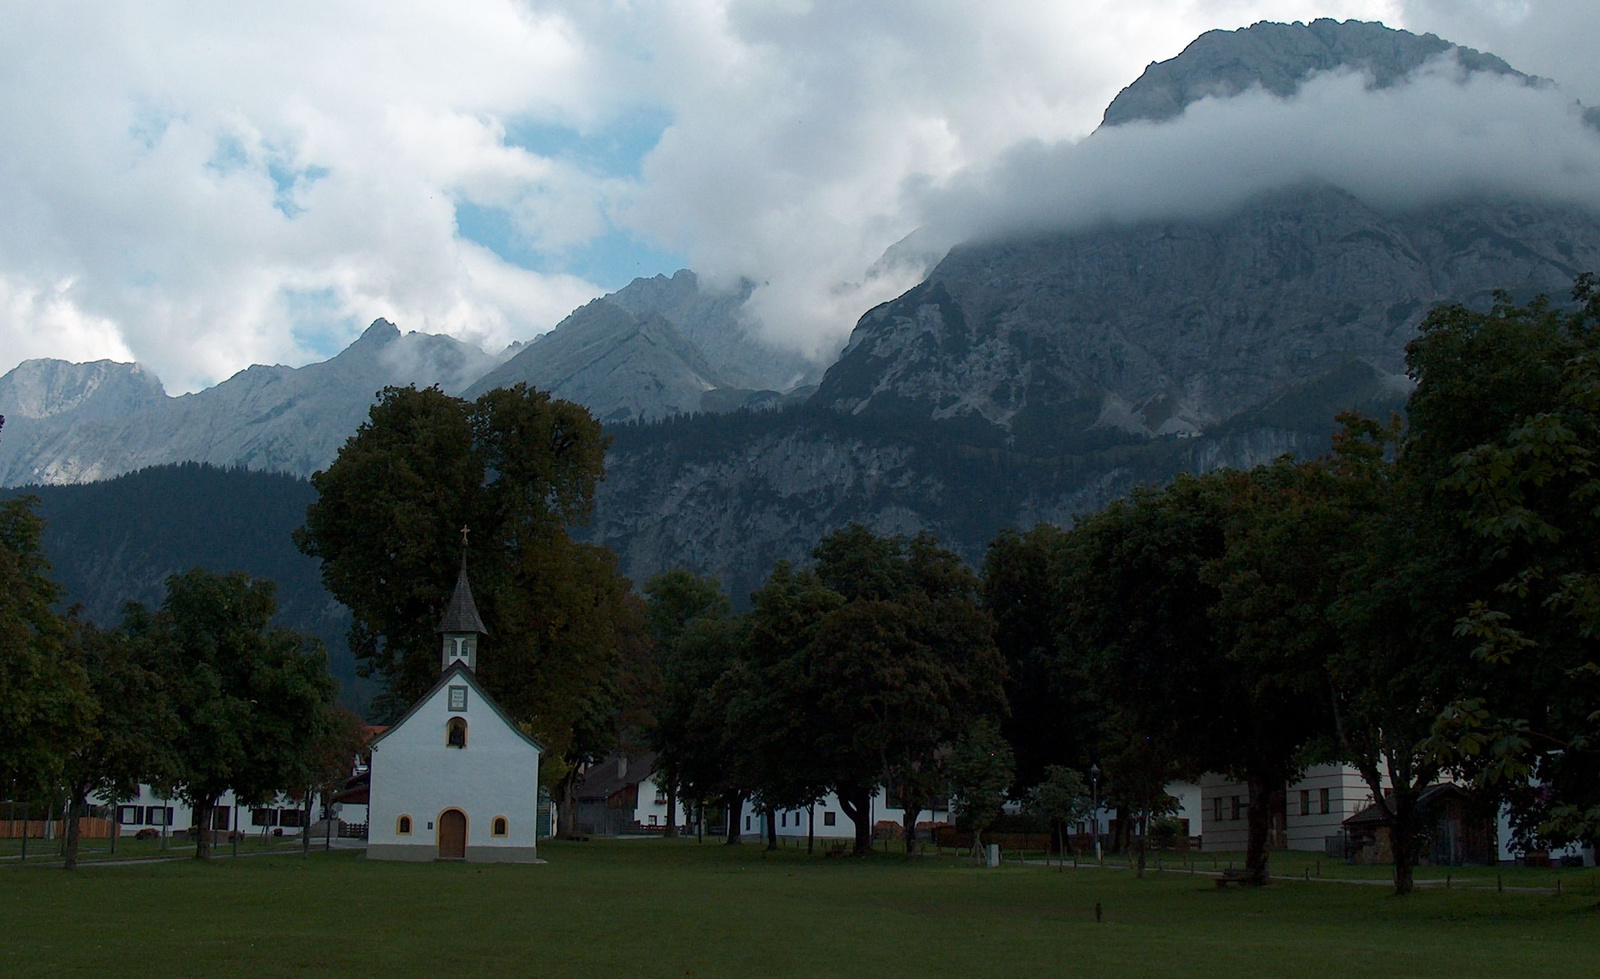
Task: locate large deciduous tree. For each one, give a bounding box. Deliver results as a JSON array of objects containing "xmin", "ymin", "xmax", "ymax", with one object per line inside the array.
[
  {"xmin": 1407, "ymin": 282, "xmax": 1600, "ymax": 854},
  {"xmin": 1052, "ymin": 469, "xmax": 1334, "ymax": 884},
  {"xmin": 0, "ymin": 492, "xmax": 91, "ymax": 797},
  {"xmin": 126, "ymin": 569, "xmax": 336, "ymax": 859},
  {"xmin": 58, "ymin": 619, "xmax": 178, "ymax": 870},
  {"xmin": 297, "ymin": 384, "xmax": 641, "ymax": 797},
  {"xmin": 643, "ymin": 570, "xmax": 732, "ymax": 838},
  {"xmin": 750, "ymin": 527, "xmax": 1007, "ymax": 856}
]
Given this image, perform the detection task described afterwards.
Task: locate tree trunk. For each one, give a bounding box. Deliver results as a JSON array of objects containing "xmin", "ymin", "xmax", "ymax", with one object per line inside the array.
[
  {"xmin": 1135, "ymin": 826, "xmax": 1147, "ymax": 879},
  {"xmin": 807, "ymin": 804, "xmax": 814, "ymax": 854},
  {"xmin": 1391, "ymin": 785, "xmax": 1419, "ymax": 896},
  {"xmin": 302, "ymin": 791, "xmax": 313, "ymax": 857},
  {"xmin": 765, "ymin": 804, "xmax": 778, "ymax": 851},
  {"xmin": 901, "ymin": 801, "xmax": 920, "ymax": 856},
  {"xmin": 194, "ymin": 797, "xmax": 214, "ymax": 860},
  {"xmin": 725, "ymin": 792, "xmax": 745, "ymax": 844},
  {"xmin": 1244, "ymin": 772, "xmax": 1276, "ymax": 886},
  {"xmin": 63, "ymin": 792, "xmax": 85, "ymax": 871},
  {"xmin": 837, "ymin": 784, "xmax": 873, "ymax": 855},
  {"xmin": 557, "ymin": 770, "xmax": 579, "ymax": 839},
  {"xmin": 665, "ymin": 783, "xmax": 679, "ymax": 839}
]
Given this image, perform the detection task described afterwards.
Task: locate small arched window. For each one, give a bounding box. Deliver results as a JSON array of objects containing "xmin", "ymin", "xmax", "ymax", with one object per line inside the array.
[
  {"xmin": 397, "ymin": 815, "xmax": 413, "ymax": 835},
  {"xmin": 446, "ymin": 717, "xmax": 467, "ymax": 748},
  {"xmin": 492, "ymin": 816, "xmax": 508, "ymax": 837}
]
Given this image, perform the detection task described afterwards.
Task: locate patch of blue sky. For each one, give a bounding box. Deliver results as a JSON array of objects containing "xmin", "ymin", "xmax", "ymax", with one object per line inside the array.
[
  {"xmin": 460, "ymin": 107, "xmax": 687, "ymax": 288},
  {"xmin": 285, "ymin": 287, "xmax": 358, "ymax": 360},
  {"xmin": 268, "ymin": 160, "xmax": 329, "ymax": 218},
  {"xmin": 503, "ymin": 105, "xmax": 672, "ymax": 179},
  {"xmin": 204, "ymin": 133, "xmax": 328, "ymax": 217},
  {"xmin": 205, "ymin": 133, "xmax": 252, "ymax": 175},
  {"xmin": 455, "ymin": 199, "xmax": 685, "ymax": 291}
]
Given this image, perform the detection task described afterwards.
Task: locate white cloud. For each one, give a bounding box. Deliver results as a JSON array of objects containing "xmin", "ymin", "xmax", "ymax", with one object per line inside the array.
[
  {"xmin": 920, "ymin": 59, "xmax": 1600, "ymax": 249},
  {"xmin": 1401, "ymin": 0, "xmax": 1600, "ymax": 104}
]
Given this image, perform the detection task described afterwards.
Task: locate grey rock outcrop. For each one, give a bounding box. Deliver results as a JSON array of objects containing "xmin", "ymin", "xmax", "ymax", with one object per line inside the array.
[
  {"xmin": 465, "ymin": 270, "xmax": 819, "ymax": 421},
  {"xmin": 0, "ymin": 320, "xmax": 496, "ymax": 486},
  {"xmin": 1101, "ymin": 18, "xmax": 1530, "ymax": 129},
  {"xmin": 813, "ymin": 186, "xmax": 1600, "ymax": 442}
]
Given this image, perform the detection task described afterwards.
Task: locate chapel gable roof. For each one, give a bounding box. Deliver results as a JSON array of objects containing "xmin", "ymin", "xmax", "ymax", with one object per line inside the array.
[{"xmin": 369, "ymin": 661, "xmax": 543, "ymax": 752}]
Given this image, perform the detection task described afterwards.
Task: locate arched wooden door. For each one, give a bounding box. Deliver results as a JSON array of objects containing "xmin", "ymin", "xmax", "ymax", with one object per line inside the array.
[{"xmin": 438, "ymin": 809, "xmax": 467, "ymax": 860}]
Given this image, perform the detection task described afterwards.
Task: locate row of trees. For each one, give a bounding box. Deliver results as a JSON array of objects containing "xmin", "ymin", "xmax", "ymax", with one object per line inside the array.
[
  {"xmin": 644, "ymin": 527, "xmax": 1011, "ymax": 856},
  {"xmin": 981, "ymin": 281, "xmax": 1600, "ymax": 893},
  {"xmin": 637, "ymin": 281, "xmax": 1600, "ymax": 893},
  {"xmin": 2, "ymin": 413, "xmax": 355, "ymax": 867}
]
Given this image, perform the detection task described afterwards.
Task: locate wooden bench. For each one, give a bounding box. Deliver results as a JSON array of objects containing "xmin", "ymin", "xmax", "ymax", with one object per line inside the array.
[{"xmin": 1215, "ymin": 869, "xmax": 1257, "ymax": 888}]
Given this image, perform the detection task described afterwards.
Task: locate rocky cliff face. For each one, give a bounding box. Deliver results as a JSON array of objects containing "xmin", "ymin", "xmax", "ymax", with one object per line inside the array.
[
  {"xmin": 464, "ymin": 269, "xmax": 820, "ymax": 421},
  {"xmin": 813, "ymin": 187, "xmax": 1600, "ymax": 444},
  {"xmin": 1100, "ymin": 17, "xmax": 1529, "ymax": 128}
]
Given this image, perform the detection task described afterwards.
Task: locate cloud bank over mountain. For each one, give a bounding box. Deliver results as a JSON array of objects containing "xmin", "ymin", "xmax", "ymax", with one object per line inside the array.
[{"xmin": 920, "ymin": 55, "xmax": 1600, "ymax": 253}]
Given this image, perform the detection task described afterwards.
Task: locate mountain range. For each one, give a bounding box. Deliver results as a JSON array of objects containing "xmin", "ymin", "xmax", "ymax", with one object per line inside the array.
[
  {"xmin": 7, "ymin": 18, "xmax": 1600, "ymax": 666},
  {"xmin": 0, "ymin": 270, "xmax": 817, "ymax": 487}
]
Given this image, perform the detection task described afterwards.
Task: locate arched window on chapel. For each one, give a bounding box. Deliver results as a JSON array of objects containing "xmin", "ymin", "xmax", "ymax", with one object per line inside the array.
[
  {"xmin": 446, "ymin": 717, "xmax": 467, "ymax": 748},
  {"xmin": 492, "ymin": 816, "xmax": 508, "ymax": 837},
  {"xmin": 397, "ymin": 815, "xmax": 413, "ymax": 835}
]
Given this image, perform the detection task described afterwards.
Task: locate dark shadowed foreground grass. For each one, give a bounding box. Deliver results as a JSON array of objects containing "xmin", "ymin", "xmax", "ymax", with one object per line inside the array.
[{"xmin": 2, "ymin": 839, "xmax": 1597, "ymax": 977}]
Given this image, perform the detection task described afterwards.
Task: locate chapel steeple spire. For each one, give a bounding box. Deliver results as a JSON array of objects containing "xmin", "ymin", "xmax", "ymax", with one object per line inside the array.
[{"xmin": 438, "ymin": 527, "xmax": 487, "ymax": 673}]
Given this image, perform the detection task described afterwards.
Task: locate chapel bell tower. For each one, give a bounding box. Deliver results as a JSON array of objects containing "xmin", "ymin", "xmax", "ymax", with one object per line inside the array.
[{"xmin": 439, "ymin": 528, "xmax": 488, "ymax": 673}]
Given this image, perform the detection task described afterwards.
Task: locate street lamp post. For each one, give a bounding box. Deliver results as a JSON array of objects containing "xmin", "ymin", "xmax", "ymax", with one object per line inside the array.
[{"xmin": 1089, "ymin": 764, "xmax": 1102, "ymax": 864}]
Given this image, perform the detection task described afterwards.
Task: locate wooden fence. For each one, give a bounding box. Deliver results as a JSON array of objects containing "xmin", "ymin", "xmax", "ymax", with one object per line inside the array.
[{"xmin": 0, "ymin": 818, "xmax": 116, "ymax": 840}]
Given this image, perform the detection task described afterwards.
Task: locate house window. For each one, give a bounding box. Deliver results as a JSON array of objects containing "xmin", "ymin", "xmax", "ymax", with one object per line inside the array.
[
  {"xmin": 780, "ymin": 811, "xmax": 787, "ymax": 827},
  {"xmin": 447, "ymin": 717, "xmax": 468, "ymax": 748},
  {"xmin": 1319, "ymin": 788, "xmax": 1330, "ymax": 815},
  {"xmin": 1299, "ymin": 790, "xmax": 1311, "ymax": 817},
  {"xmin": 251, "ymin": 808, "xmax": 278, "ymax": 827},
  {"xmin": 397, "ymin": 815, "xmax": 413, "ymax": 835},
  {"xmin": 649, "ymin": 815, "xmax": 659, "ymax": 826},
  {"xmin": 1230, "ymin": 796, "xmax": 1241, "ymax": 821},
  {"xmin": 279, "ymin": 808, "xmax": 305, "ymax": 828},
  {"xmin": 1211, "ymin": 797, "xmax": 1222, "ymax": 824},
  {"xmin": 745, "ymin": 815, "xmax": 751, "ymax": 831},
  {"xmin": 448, "ymin": 685, "xmax": 468, "ymax": 712},
  {"xmin": 147, "ymin": 806, "xmax": 170, "ymax": 826},
  {"xmin": 117, "ymin": 805, "xmax": 144, "ymax": 825},
  {"xmin": 492, "ymin": 816, "xmax": 508, "ymax": 837},
  {"xmin": 823, "ymin": 811, "xmax": 836, "ymax": 827}
]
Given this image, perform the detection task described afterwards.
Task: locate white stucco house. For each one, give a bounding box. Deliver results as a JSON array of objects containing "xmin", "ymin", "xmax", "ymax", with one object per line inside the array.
[{"xmin": 366, "ymin": 555, "xmax": 544, "ymax": 863}]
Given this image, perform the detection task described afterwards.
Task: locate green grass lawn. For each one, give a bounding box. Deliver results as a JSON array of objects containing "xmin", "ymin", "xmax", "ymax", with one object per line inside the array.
[{"xmin": 2, "ymin": 839, "xmax": 1597, "ymax": 977}]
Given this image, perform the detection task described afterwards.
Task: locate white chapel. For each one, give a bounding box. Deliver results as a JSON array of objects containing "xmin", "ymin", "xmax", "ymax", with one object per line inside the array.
[{"xmin": 366, "ymin": 549, "xmax": 543, "ymax": 862}]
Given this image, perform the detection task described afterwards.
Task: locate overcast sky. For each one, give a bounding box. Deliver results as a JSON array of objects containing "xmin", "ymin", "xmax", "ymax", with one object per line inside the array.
[{"xmin": 2, "ymin": 1, "xmax": 1597, "ymax": 392}]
